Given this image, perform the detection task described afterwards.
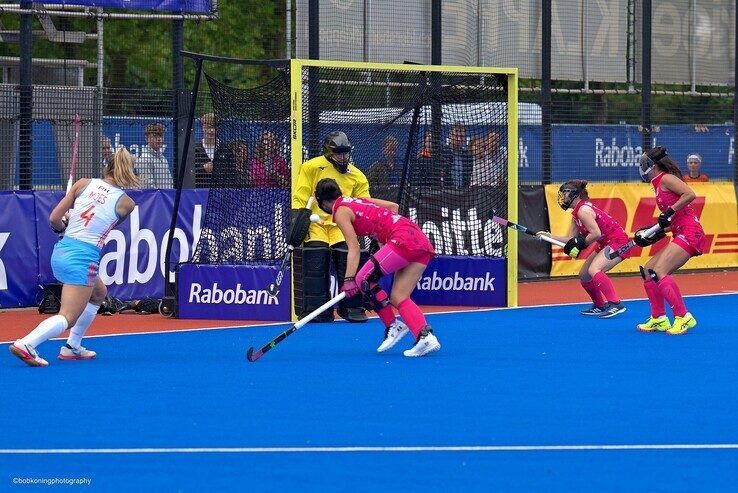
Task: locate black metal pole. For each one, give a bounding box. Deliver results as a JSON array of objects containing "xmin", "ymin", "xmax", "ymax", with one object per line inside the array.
[
  {"xmin": 431, "ymin": 0, "xmax": 441, "ymax": 65},
  {"xmin": 307, "ymin": 0, "xmax": 320, "ymax": 156},
  {"xmin": 642, "ymin": 0, "xmax": 652, "ymax": 152},
  {"xmin": 541, "ymin": 0, "xmax": 552, "ymax": 185},
  {"xmin": 172, "ymin": 19, "xmax": 184, "ymax": 186},
  {"xmin": 163, "ymin": 58, "xmax": 202, "ymax": 307},
  {"xmin": 19, "ymin": 0, "xmax": 33, "ymax": 190}
]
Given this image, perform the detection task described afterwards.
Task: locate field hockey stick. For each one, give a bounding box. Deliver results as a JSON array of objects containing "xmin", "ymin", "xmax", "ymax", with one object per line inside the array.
[
  {"xmin": 267, "ymin": 196, "xmax": 316, "ymax": 296},
  {"xmin": 246, "ymin": 291, "xmax": 346, "ymax": 362},
  {"xmin": 603, "ymin": 223, "xmax": 663, "ymax": 260},
  {"xmin": 491, "ymin": 212, "xmax": 566, "ymax": 248},
  {"xmin": 67, "ymin": 114, "xmax": 81, "ymax": 194}
]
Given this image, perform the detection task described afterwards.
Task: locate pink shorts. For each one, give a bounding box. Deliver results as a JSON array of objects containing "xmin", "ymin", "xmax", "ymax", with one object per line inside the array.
[
  {"xmin": 671, "ymin": 223, "xmax": 706, "ymax": 256},
  {"xmin": 387, "ymin": 221, "xmax": 436, "ymax": 265}
]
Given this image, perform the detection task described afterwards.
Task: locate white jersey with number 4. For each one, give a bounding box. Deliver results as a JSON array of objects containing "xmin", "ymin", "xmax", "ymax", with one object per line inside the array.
[{"xmin": 64, "ymin": 178, "xmax": 126, "ymax": 248}]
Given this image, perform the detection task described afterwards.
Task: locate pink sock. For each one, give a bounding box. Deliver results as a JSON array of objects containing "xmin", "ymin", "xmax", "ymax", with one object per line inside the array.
[
  {"xmin": 657, "ymin": 275, "xmax": 688, "ymax": 317},
  {"xmin": 372, "ymin": 286, "xmax": 396, "ymax": 327},
  {"xmin": 592, "ymin": 271, "xmax": 620, "ymax": 304},
  {"xmin": 396, "ymin": 298, "xmax": 428, "ymax": 339},
  {"xmin": 581, "ymin": 280, "xmax": 606, "ymax": 308},
  {"xmin": 643, "ymin": 277, "xmax": 665, "ymax": 317}
]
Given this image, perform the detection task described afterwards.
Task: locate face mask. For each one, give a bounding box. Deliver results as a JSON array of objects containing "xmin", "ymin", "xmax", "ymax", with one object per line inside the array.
[
  {"xmin": 557, "ymin": 185, "xmax": 581, "ymax": 210},
  {"xmin": 639, "ymin": 154, "xmax": 655, "ymax": 182}
]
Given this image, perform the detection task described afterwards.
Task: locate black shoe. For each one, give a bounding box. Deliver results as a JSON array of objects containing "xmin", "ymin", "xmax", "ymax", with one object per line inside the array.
[
  {"xmin": 598, "ymin": 302, "xmax": 627, "ymax": 319},
  {"xmin": 337, "ymin": 307, "xmax": 368, "ymax": 323}
]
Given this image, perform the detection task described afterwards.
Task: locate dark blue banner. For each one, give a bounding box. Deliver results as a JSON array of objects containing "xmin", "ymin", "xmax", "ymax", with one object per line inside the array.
[
  {"xmin": 411, "ymin": 256, "xmax": 506, "ymax": 306},
  {"xmin": 40, "ymin": 0, "xmax": 213, "ymax": 13},
  {"xmin": 0, "ymin": 192, "xmax": 39, "ymax": 308},
  {"xmin": 177, "ymin": 264, "xmax": 290, "ymax": 320}
]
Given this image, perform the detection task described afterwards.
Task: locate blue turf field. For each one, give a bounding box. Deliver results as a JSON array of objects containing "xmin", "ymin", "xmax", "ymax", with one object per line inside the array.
[{"xmin": 1, "ymin": 294, "xmax": 737, "ymax": 491}]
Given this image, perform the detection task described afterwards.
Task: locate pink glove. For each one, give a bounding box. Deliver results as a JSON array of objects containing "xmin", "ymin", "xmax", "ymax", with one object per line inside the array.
[{"xmin": 341, "ymin": 277, "xmax": 360, "ymax": 298}]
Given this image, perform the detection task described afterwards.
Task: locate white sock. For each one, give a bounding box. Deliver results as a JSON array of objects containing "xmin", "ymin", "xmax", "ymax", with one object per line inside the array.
[
  {"xmin": 22, "ymin": 315, "xmax": 68, "ymax": 348},
  {"xmin": 66, "ymin": 303, "xmax": 99, "ymax": 348}
]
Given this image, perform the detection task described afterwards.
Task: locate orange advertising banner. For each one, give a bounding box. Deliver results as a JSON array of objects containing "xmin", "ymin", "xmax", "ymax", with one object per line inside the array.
[{"xmin": 544, "ymin": 182, "xmax": 738, "ymax": 277}]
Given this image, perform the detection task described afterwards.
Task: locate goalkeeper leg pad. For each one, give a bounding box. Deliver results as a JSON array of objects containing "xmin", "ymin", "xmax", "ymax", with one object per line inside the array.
[
  {"xmin": 332, "ymin": 246, "xmax": 369, "ymax": 323},
  {"xmin": 295, "ymin": 244, "xmax": 333, "ymax": 322}
]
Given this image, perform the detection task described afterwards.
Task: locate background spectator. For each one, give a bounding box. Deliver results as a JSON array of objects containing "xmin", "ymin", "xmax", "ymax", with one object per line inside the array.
[
  {"xmin": 366, "ymin": 135, "xmax": 401, "ymax": 188},
  {"xmin": 249, "ymin": 131, "xmax": 289, "ymax": 188},
  {"xmin": 683, "ymin": 153, "xmax": 709, "ymax": 182},
  {"xmin": 470, "ymin": 130, "xmax": 505, "ymax": 186},
  {"xmin": 442, "ymin": 123, "xmax": 473, "ymax": 187},
  {"xmin": 194, "ymin": 113, "xmax": 218, "ymax": 188},
  {"xmin": 136, "ymin": 122, "xmax": 172, "ymax": 188}
]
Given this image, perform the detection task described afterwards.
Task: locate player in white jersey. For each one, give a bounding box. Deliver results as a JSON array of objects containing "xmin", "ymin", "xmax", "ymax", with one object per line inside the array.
[{"xmin": 9, "ymin": 148, "xmax": 140, "ymax": 367}]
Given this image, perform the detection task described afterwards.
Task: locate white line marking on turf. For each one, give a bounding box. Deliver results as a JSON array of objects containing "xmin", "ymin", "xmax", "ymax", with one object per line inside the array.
[
  {"xmin": 2, "ymin": 292, "xmax": 735, "ymax": 345},
  {"xmin": 1, "ymin": 444, "xmax": 738, "ymax": 454}
]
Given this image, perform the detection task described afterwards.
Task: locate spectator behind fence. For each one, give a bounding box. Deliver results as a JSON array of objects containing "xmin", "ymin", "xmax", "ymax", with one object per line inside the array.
[
  {"xmin": 410, "ymin": 131, "xmax": 441, "ymax": 187},
  {"xmin": 101, "ymin": 136, "xmax": 113, "ymax": 169},
  {"xmin": 213, "ymin": 139, "xmax": 250, "ymax": 188},
  {"xmin": 366, "ymin": 135, "xmax": 401, "ymax": 188},
  {"xmin": 249, "ymin": 131, "xmax": 289, "ymax": 188},
  {"xmin": 470, "ymin": 130, "xmax": 505, "ymax": 186},
  {"xmin": 194, "ymin": 113, "xmax": 218, "ymax": 188},
  {"xmin": 683, "ymin": 154, "xmax": 709, "ymax": 182},
  {"xmin": 136, "ymin": 123, "xmax": 172, "ymax": 189},
  {"xmin": 442, "ymin": 123, "xmax": 473, "ymax": 188}
]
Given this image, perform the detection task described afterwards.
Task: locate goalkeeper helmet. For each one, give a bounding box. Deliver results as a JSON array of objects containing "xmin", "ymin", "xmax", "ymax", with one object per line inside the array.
[
  {"xmin": 639, "ymin": 146, "xmax": 668, "ymax": 182},
  {"xmin": 323, "ymin": 131, "xmax": 353, "ymax": 173},
  {"xmin": 558, "ymin": 180, "xmax": 587, "ymax": 210}
]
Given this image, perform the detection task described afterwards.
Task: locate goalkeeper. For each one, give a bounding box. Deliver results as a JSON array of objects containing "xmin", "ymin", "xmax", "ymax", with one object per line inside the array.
[{"xmin": 291, "ymin": 131, "xmax": 371, "ymax": 323}]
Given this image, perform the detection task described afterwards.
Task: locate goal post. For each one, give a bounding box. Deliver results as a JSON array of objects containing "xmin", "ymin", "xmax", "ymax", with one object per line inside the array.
[
  {"xmin": 289, "ymin": 59, "xmax": 519, "ymax": 311},
  {"xmin": 176, "ymin": 53, "xmax": 520, "ymax": 321}
]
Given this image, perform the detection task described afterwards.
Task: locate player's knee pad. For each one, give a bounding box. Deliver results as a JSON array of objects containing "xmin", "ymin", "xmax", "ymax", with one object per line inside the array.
[
  {"xmin": 362, "ymin": 282, "xmax": 391, "ymax": 313},
  {"xmin": 294, "ymin": 243, "xmax": 332, "ymax": 320}
]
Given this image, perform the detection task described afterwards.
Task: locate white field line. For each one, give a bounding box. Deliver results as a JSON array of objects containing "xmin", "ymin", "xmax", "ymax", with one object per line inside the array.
[
  {"xmin": 1, "ymin": 443, "xmax": 738, "ymax": 454},
  {"xmin": 2, "ymin": 292, "xmax": 735, "ymax": 345}
]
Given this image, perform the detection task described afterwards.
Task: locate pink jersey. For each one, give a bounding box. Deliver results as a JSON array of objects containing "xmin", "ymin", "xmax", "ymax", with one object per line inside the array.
[
  {"xmin": 333, "ymin": 196, "xmax": 435, "ymax": 259},
  {"xmin": 249, "ymin": 156, "xmax": 289, "ymax": 188},
  {"xmin": 652, "ymin": 172, "xmax": 706, "ymax": 255},
  {"xmin": 572, "ymin": 199, "xmax": 629, "ymax": 250}
]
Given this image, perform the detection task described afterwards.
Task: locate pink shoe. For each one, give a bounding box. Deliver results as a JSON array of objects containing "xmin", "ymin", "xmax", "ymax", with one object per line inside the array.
[
  {"xmin": 58, "ymin": 343, "xmax": 97, "ymax": 361},
  {"xmin": 9, "ymin": 340, "xmax": 49, "ymax": 367}
]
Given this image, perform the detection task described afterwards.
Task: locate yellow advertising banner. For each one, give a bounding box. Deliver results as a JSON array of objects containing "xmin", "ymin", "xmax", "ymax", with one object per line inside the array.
[{"xmin": 544, "ymin": 182, "xmax": 738, "ymax": 277}]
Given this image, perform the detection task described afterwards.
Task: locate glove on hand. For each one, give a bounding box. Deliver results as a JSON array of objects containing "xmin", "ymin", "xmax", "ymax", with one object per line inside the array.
[
  {"xmin": 658, "ymin": 207, "xmax": 675, "ymax": 229},
  {"xmin": 633, "ymin": 225, "xmax": 666, "ymax": 247},
  {"xmin": 341, "ymin": 277, "xmax": 361, "ymax": 298},
  {"xmin": 563, "ymin": 235, "xmax": 587, "ymax": 259}
]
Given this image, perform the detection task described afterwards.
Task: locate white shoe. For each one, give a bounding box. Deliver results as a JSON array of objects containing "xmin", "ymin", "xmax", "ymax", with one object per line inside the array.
[
  {"xmin": 377, "ymin": 320, "xmax": 410, "ymax": 353},
  {"xmin": 9, "ymin": 339, "xmax": 49, "ymax": 367},
  {"xmin": 403, "ymin": 327, "xmax": 441, "ymax": 357},
  {"xmin": 58, "ymin": 343, "xmax": 97, "ymax": 361}
]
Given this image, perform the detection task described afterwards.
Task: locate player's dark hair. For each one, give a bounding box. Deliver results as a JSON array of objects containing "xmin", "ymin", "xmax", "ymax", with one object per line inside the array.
[
  {"xmin": 646, "ymin": 147, "xmax": 683, "ymax": 179},
  {"xmin": 315, "ymin": 178, "xmax": 341, "ymax": 203}
]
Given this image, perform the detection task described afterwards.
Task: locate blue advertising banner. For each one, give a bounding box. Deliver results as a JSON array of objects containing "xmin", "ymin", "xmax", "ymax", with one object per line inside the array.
[
  {"xmin": 411, "ymin": 256, "xmax": 506, "ymax": 307},
  {"xmin": 177, "ymin": 264, "xmax": 290, "ymax": 320},
  {"xmin": 0, "ymin": 192, "xmax": 40, "ymax": 308},
  {"xmin": 22, "ymin": 119, "xmax": 737, "ymax": 189},
  {"xmin": 35, "ymin": 189, "xmax": 209, "ymax": 302},
  {"xmin": 40, "ymin": 0, "xmax": 213, "ymax": 13}
]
